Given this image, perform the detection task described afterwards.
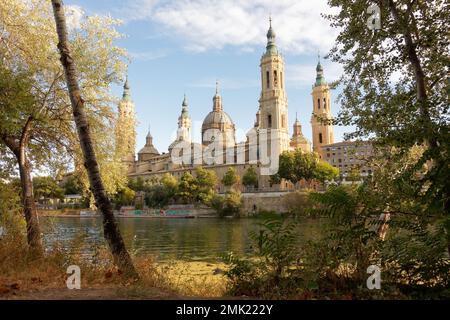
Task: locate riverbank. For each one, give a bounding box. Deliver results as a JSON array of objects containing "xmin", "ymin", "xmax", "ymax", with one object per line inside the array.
[
  {"xmin": 37, "ymin": 209, "xmax": 216, "ymax": 219},
  {"xmin": 0, "ymin": 227, "xmax": 231, "ymax": 300},
  {"xmin": 1, "ymin": 260, "xmax": 229, "ymax": 300}
]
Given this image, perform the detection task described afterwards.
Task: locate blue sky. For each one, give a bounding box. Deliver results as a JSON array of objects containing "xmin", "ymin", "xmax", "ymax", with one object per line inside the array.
[{"xmin": 65, "ymin": 0, "xmax": 352, "ymax": 153}]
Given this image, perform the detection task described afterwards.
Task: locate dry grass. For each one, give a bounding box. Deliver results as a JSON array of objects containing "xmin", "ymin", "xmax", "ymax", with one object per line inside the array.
[{"xmin": 0, "ymin": 229, "xmax": 229, "ymax": 299}]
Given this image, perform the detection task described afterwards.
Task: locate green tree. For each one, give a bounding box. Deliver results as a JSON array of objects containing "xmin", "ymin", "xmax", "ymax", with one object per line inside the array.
[
  {"xmin": 1, "ymin": 0, "xmax": 129, "ymax": 252},
  {"xmin": 314, "ymin": 160, "xmax": 339, "ymax": 183},
  {"xmin": 144, "ymin": 174, "xmax": 178, "ymax": 208},
  {"xmin": 194, "ymin": 167, "xmax": 217, "ymax": 204},
  {"xmin": 211, "ymin": 190, "xmax": 243, "ymax": 217},
  {"xmin": 278, "ymin": 149, "xmax": 318, "ymax": 184},
  {"xmin": 326, "ymin": 0, "xmax": 449, "ymax": 213},
  {"xmin": 128, "ymin": 177, "xmax": 146, "ymax": 192},
  {"xmin": 61, "ymin": 175, "xmax": 83, "ymax": 195},
  {"xmin": 113, "ymin": 186, "xmax": 135, "ymax": 209},
  {"xmin": 222, "ymin": 167, "xmax": 240, "ymax": 189},
  {"xmin": 242, "ymin": 166, "xmax": 258, "ymax": 189},
  {"xmin": 0, "ymin": 65, "xmax": 43, "ymax": 253},
  {"xmin": 33, "ymin": 176, "xmax": 64, "ymax": 201},
  {"xmin": 160, "ymin": 173, "xmax": 178, "ymax": 197},
  {"xmin": 177, "ymin": 172, "xmax": 197, "ymax": 204}
]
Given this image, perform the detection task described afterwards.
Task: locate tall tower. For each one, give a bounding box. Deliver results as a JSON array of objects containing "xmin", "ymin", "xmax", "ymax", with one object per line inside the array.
[
  {"xmin": 169, "ymin": 95, "xmax": 192, "ymax": 151},
  {"xmin": 115, "ymin": 76, "xmax": 136, "ymax": 165},
  {"xmin": 311, "ymin": 56, "xmax": 334, "ymax": 158},
  {"xmin": 177, "ymin": 94, "xmax": 192, "ymax": 143},
  {"xmin": 257, "ymin": 18, "xmax": 290, "ymax": 157}
]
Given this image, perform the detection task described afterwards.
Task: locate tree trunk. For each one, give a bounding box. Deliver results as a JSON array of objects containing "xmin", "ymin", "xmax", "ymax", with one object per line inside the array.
[
  {"xmin": 1, "ymin": 129, "xmax": 43, "ymax": 255},
  {"xmin": 51, "ymin": 0, "xmax": 138, "ymax": 279},
  {"xmin": 18, "ymin": 147, "xmax": 43, "ymax": 255}
]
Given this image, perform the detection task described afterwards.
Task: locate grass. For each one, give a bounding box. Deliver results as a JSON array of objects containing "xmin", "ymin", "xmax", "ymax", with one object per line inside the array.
[{"xmin": 0, "ymin": 227, "xmax": 230, "ymax": 299}]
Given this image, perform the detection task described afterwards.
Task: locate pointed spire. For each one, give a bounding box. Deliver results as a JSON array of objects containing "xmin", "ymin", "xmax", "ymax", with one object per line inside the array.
[
  {"xmin": 315, "ymin": 53, "xmax": 326, "ymax": 87},
  {"xmin": 122, "ymin": 75, "xmax": 132, "ymax": 101},
  {"xmin": 181, "ymin": 94, "xmax": 189, "ymax": 118},
  {"xmin": 146, "ymin": 124, "xmax": 152, "ymax": 138},
  {"xmin": 213, "ymin": 81, "xmax": 222, "ymax": 112},
  {"xmin": 265, "ymin": 16, "xmax": 278, "ymax": 56},
  {"xmin": 294, "ymin": 112, "xmax": 300, "ymax": 126}
]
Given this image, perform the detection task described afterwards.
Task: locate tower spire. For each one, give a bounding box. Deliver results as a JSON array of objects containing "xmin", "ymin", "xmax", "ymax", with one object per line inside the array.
[
  {"xmin": 212, "ymin": 81, "xmax": 222, "ymax": 112},
  {"xmin": 122, "ymin": 75, "xmax": 132, "ymax": 101},
  {"xmin": 315, "ymin": 53, "xmax": 325, "ymax": 87},
  {"xmin": 265, "ymin": 16, "xmax": 278, "ymax": 56}
]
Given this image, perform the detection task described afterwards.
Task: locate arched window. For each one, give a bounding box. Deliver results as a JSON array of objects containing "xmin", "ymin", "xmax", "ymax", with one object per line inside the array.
[
  {"xmin": 274, "ymin": 70, "xmax": 278, "ymax": 86},
  {"xmin": 317, "ymin": 98, "xmax": 320, "ymax": 109},
  {"xmin": 280, "ymin": 71, "xmax": 283, "ymax": 88},
  {"xmin": 266, "ymin": 71, "xmax": 270, "ymax": 89},
  {"xmin": 324, "ymin": 98, "xmax": 327, "ymax": 109},
  {"xmin": 268, "ymin": 115, "xmax": 272, "ymax": 128},
  {"xmin": 319, "ymin": 133, "xmax": 323, "ymax": 144}
]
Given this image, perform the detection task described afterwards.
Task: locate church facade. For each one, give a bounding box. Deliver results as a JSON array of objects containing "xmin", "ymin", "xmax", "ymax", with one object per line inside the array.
[{"xmin": 116, "ymin": 20, "xmax": 334, "ymax": 192}]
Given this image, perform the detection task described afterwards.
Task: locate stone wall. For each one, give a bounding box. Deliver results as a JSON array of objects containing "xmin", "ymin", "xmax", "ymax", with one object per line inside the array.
[{"xmin": 241, "ymin": 191, "xmax": 291, "ymax": 215}]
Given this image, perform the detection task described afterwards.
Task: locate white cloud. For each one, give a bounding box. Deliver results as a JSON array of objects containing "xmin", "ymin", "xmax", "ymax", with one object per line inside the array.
[
  {"xmin": 66, "ymin": 5, "xmax": 84, "ymax": 30},
  {"xmin": 121, "ymin": 0, "xmax": 340, "ymax": 54},
  {"xmin": 286, "ymin": 61, "xmax": 344, "ymax": 88}
]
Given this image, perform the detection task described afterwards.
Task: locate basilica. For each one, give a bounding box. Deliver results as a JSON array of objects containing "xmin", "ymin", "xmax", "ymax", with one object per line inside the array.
[{"xmin": 115, "ymin": 20, "xmax": 334, "ymax": 192}]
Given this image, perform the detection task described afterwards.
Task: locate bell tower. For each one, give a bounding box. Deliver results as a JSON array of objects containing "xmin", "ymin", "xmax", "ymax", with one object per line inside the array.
[
  {"xmin": 115, "ymin": 76, "xmax": 136, "ymax": 165},
  {"xmin": 257, "ymin": 18, "xmax": 290, "ymax": 157},
  {"xmin": 311, "ymin": 56, "xmax": 334, "ymax": 158}
]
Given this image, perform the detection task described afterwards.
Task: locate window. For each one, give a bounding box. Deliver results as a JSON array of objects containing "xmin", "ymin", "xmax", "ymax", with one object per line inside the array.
[
  {"xmin": 319, "ymin": 133, "xmax": 323, "ymax": 144},
  {"xmin": 280, "ymin": 71, "xmax": 283, "ymax": 88},
  {"xmin": 281, "ymin": 114, "xmax": 286, "ymax": 128},
  {"xmin": 266, "ymin": 71, "xmax": 270, "ymax": 89},
  {"xmin": 268, "ymin": 115, "xmax": 272, "ymax": 128},
  {"xmin": 274, "ymin": 70, "xmax": 278, "ymax": 86},
  {"xmin": 317, "ymin": 98, "xmax": 320, "ymax": 109},
  {"xmin": 323, "ymin": 98, "xmax": 327, "ymax": 109}
]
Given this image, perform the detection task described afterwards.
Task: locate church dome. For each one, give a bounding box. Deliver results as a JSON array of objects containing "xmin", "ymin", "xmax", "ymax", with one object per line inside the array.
[
  {"xmin": 138, "ymin": 130, "xmax": 159, "ymax": 159},
  {"xmin": 202, "ymin": 110, "xmax": 234, "ymax": 129}
]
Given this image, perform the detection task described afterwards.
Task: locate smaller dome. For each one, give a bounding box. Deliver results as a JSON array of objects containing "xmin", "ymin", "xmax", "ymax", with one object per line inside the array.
[{"xmin": 138, "ymin": 145, "xmax": 159, "ymax": 155}]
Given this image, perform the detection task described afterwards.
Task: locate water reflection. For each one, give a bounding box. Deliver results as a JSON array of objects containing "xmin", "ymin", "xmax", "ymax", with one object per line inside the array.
[{"xmin": 41, "ymin": 217, "xmax": 325, "ymax": 262}]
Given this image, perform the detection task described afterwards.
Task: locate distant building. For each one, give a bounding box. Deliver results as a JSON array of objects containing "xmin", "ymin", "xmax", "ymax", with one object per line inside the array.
[{"xmin": 321, "ymin": 141, "xmax": 373, "ymax": 179}]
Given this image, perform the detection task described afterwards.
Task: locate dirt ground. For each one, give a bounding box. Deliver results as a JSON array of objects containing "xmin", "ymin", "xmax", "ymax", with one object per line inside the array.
[{"xmin": 1, "ymin": 284, "xmax": 184, "ymax": 300}]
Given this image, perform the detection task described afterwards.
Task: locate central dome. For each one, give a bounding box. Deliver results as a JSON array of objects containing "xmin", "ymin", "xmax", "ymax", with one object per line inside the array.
[
  {"xmin": 202, "ymin": 110, "xmax": 234, "ymax": 129},
  {"xmin": 201, "ymin": 84, "xmax": 236, "ymax": 147}
]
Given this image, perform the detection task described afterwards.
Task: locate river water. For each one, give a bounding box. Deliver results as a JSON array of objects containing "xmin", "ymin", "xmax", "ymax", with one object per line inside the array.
[{"xmin": 41, "ymin": 216, "xmax": 325, "ymax": 262}]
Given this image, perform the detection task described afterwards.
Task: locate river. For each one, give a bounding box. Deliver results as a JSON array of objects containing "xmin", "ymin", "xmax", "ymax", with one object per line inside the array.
[{"xmin": 41, "ymin": 216, "xmax": 325, "ymax": 262}]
